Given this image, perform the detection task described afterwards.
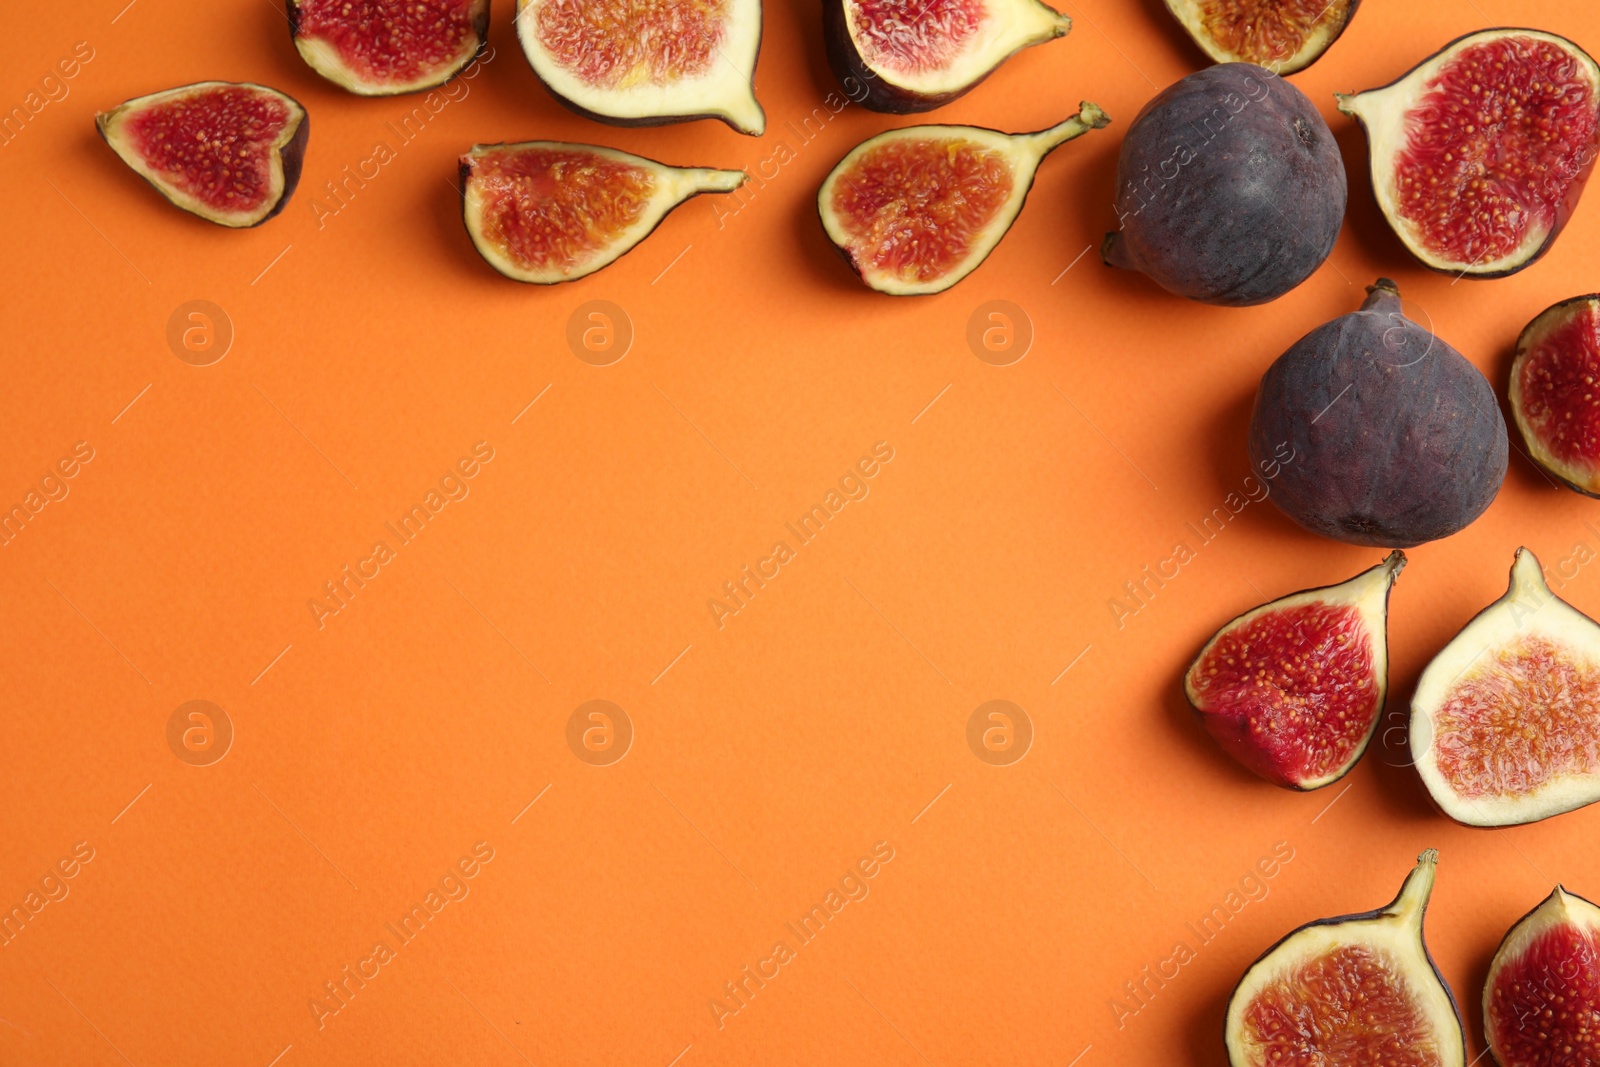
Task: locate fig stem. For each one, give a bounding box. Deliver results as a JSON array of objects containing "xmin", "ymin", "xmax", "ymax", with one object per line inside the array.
[
  {"xmin": 682, "ymin": 168, "xmax": 748, "ymax": 194},
  {"xmin": 1360, "ymin": 276, "xmax": 1403, "ymax": 313},
  {"xmin": 1385, "ymin": 849, "xmax": 1438, "ymax": 928},
  {"xmin": 1022, "ymin": 101, "xmax": 1111, "ymax": 156}
]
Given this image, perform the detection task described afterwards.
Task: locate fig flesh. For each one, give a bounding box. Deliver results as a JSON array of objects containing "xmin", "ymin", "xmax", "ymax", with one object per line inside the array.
[
  {"xmin": 287, "ymin": 0, "xmax": 488, "ymax": 95},
  {"xmin": 822, "ymin": 0, "xmax": 1070, "ymax": 114},
  {"xmin": 1225, "ymin": 850, "xmax": 1465, "ymax": 1067},
  {"xmin": 460, "ymin": 142, "xmax": 746, "ymax": 284},
  {"xmin": 1162, "ymin": 0, "xmax": 1359, "ymax": 74},
  {"xmin": 1337, "ymin": 29, "xmax": 1600, "ymax": 278},
  {"xmin": 1103, "ymin": 63, "xmax": 1345, "ymax": 306},
  {"xmin": 817, "ymin": 102, "xmax": 1109, "ymax": 295},
  {"xmin": 1509, "ymin": 295, "xmax": 1600, "ymax": 496},
  {"xmin": 514, "ymin": 0, "xmax": 765, "ymax": 135},
  {"xmin": 1184, "ymin": 551, "xmax": 1404, "ymax": 790},
  {"xmin": 96, "ymin": 81, "xmax": 308, "ymax": 228},
  {"xmin": 1412, "ymin": 548, "xmax": 1600, "ymax": 827},
  {"xmin": 1248, "ymin": 279, "xmax": 1508, "ymax": 548},
  {"xmin": 1484, "ymin": 886, "xmax": 1600, "ymax": 1067}
]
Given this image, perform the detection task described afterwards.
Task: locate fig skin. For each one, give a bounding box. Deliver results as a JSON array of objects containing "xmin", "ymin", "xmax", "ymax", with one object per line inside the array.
[
  {"xmin": 1248, "ymin": 279, "xmax": 1508, "ymax": 548},
  {"xmin": 1102, "ymin": 63, "xmax": 1346, "ymax": 306}
]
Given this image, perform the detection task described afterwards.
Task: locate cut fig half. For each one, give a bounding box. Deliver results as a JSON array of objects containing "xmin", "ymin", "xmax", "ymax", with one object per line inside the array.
[
  {"xmin": 1412, "ymin": 548, "xmax": 1600, "ymax": 827},
  {"xmin": 1226, "ymin": 850, "xmax": 1466, "ymax": 1067},
  {"xmin": 1337, "ymin": 29, "xmax": 1600, "ymax": 278},
  {"xmin": 514, "ymin": 0, "xmax": 765, "ymax": 135},
  {"xmin": 287, "ymin": 0, "xmax": 489, "ymax": 95},
  {"xmin": 460, "ymin": 142, "xmax": 745, "ymax": 284},
  {"xmin": 817, "ymin": 102, "xmax": 1109, "ymax": 295},
  {"xmin": 1509, "ymin": 295, "xmax": 1600, "ymax": 497},
  {"xmin": 96, "ymin": 82, "xmax": 307, "ymax": 228},
  {"xmin": 1484, "ymin": 885, "xmax": 1600, "ymax": 1067},
  {"xmin": 1184, "ymin": 552, "xmax": 1404, "ymax": 790},
  {"xmin": 1163, "ymin": 0, "xmax": 1359, "ymax": 74},
  {"xmin": 822, "ymin": 0, "xmax": 1070, "ymax": 114}
]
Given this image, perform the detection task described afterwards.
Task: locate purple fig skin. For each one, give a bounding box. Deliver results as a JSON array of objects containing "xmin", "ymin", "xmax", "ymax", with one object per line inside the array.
[
  {"xmin": 1103, "ymin": 63, "xmax": 1346, "ymax": 306},
  {"xmin": 1248, "ymin": 279, "xmax": 1509, "ymax": 548}
]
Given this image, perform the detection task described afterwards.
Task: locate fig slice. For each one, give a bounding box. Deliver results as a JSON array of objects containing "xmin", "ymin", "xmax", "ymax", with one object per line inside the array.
[
  {"xmin": 1509, "ymin": 295, "xmax": 1600, "ymax": 497},
  {"xmin": 817, "ymin": 102, "xmax": 1109, "ymax": 295},
  {"xmin": 1337, "ymin": 29, "xmax": 1600, "ymax": 278},
  {"xmin": 1226, "ymin": 850, "xmax": 1466, "ymax": 1067},
  {"xmin": 1162, "ymin": 0, "xmax": 1359, "ymax": 74},
  {"xmin": 1484, "ymin": 885, "xmax": 1600, "ymax": 1067},
  {"xmin": 460, "ymin": 142, "xmax": 746, "ymax": 284},
  {"xmin": 96, "ymin": 81, "xmax": 308, "ymax": 228},
  {"xmin": 514, "ymin": 0, "xmax": 765, "ymax": 135},
  {"xmin": 287, "ymin": 0, "xmax": 489, "ymax": 95},
  {"xmin": 822, "ymin": 0, "xmax": 1071, "ymax": 114},
  {"xmin": 1412, "ymin": 548, "xmax": 1600, "ymax": 827},
  {"xmin": 1184, "ymin": 551, "xmax": 1404, "ymax": 790}
]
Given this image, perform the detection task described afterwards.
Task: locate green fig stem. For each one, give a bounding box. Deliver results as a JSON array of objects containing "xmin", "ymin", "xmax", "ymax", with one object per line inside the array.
[
  {"xmin": 1387, "ymin": 849, "xmax": 1439, "ymax": 928},
  {"xmin": 685, "ymin": 168, "xmax": 748, "ymax": 194},
  {"xmin": 1361, "ymin": 276, "xmax": 1403, "ymax": 313},
  {"xmin": 1023, "ymin": 101, "xmax": 1111, "ymax": 157}
]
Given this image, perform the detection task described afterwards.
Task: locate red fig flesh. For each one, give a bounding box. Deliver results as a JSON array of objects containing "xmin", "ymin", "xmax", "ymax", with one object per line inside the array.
[
  {"xmin": 288, "ymin": 0, "xmax": 488, "ymax": 95},
  {"xmin": 1338, "ymin": 30, "xmax": 1600, "ymax": 277},
  {"xmin": 1163, "ymin": 0, "xmax": 1359, "ymax": 74},
  {"xmin": 1184, "ymin": 552, "xmax": 1403, "ymax": 790},
  {"xmin": 1510, "ymin": 295, "xmax": 1600, "ymax": 496},
  {"xmin": 1484, "ymin": 886, "xmax": 1600, "ymax": 1067},
  {"xmin": 96, "ymin": 82, "xmax": 307, "ymax": 227}
]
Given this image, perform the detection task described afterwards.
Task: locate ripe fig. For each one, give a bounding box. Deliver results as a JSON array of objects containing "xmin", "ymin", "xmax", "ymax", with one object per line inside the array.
[
  {"xmin": 96, "ymin": 82, "xmax": 308, "ymax": 228},
  {"xmin": 1184, "ymin": 551, "xmax": 1404, "ymax": 790},
  {"xmin": 1226, "ymin": 850, "xmax": 1466, "ymax": 1067},
  {"xmin": 818, "ymin": 102, "xmax": 1110, "ymax": 295},
  {"xmin": 1248, "ymin": 279, "xmax": 1508, "ymax": 548},
  {"xmin": 460, "ymin": 142, "xmax": 746, "ymax": 284},
  {"xmin": 286, "ymin": 0, "xmax": 489, "ymax": 95},
  {"xmin": 1162, "ymin": 0, "xmax": 1360, "ymax": 74},
  {"xmin": 822, "ymin": 0, "xmax": 1070, "ymax": 114},
  {"xmin": 1484, "ymin": 885, "xmax": 1600, "ymax": 1067},
  {"xmin": 515, "ymin": 0, "xmax": 765, "ymax": 135},
  {"xmin": 1102, "ymin": 63, "xmax": 1345, "ymax": 306},
  {"xmin": 1509, "ymin": 294, "xmax": 1600, "ymax": 496},
  {"xmin": 1338, "ymin": 29, "xmax": 1600, "ymax": 278},
  {"xmin": 1411, "ymin": 548, "xmax": 1600, "ymax": 827}
]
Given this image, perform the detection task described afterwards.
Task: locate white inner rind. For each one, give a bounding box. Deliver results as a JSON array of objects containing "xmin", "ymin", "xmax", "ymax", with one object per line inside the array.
[
  {"xmin": 846, "ymin": 0, "xmax": 1067, "ymax": 96},
  {"xmin": 1184, "ymin": 553, "xmax": 1401, "ymax": 789},
  {"xmin": 293, "ymin": 0, "xmax": 487, "ymax": 95},
  {"xmin": 514, "ymin": 0, "xmax": 764, "ymax": 134},
  {"xmin": 1484, "ymin": 888, "xmax": 1600, "ymax": 1057},
  {"xmin": 461, "ymin": 142, "xmax": 746, "ymax": 284},
  {"xmin": 96, "ymin": 81, "xmax": 304, "ymax": 228},
  {"xmin": 1161, "ymin": 0, "xmax": 1349, "ymax": 74},
  {"xmin": 1509, "ymin": 300, "xmax": 1600, "ymax": 493},
  {"xmin": 1338, "ymin": 29, "xmax": 1600, "ymax": 274},
  {"xmin": 1411, "ymin": 549, "xmax": 1600, "ymax": 826}
]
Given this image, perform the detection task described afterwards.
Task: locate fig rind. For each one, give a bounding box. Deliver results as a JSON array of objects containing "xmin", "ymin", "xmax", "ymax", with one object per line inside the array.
[
  {"xmin": 1508, "ymin": 294, "xmax": 1600, "ymax": 497},
  {"xmin": 286, "ymin": 0, "xmax": 490, "ymax": 96},
  {"xmin": 1162, "ymin": 0, "xmax": 1359, "ymax": 74},
  {"xmin": 1483, "ymin": 886, "xmax": 1600, "ymax": 1067}
]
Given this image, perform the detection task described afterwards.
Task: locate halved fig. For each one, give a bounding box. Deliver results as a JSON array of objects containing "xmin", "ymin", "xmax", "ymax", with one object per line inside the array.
[
  {"xmin": 1509, "ymin": 295, "xmax": 1600, "ymax": 497},
  {"xmin": 460, "ymin": 142, "xmax": 745, "ymax": 284},
  {"xmin": 96, "ymin": 82, "xmax": 308, "ymax": 228},
  {"xmin": 822, "ymin": 0, "xmax": 1070, "ymax": 114},
  {"xmin": 1337, "ymin": 30, "xmax": 1600, "ymax": 278},
  {"xmin": 287, "ymin": 0, "xmax": 489, "ymax": 95},
  {"xmin": 1162, "ymin": 0, "xmax": 1359, "ymax": 74},
  {"xmin": 1184, "ymin": 552, "xmax": 1404, "ymax": 790},
  {"xmin": 1412, "ymin": 548, "xmax": 1600, "ymax": 827},
  {"xmin": 817, "ymin": 102, "xmax": 1109, "ymax": 295},
  {"xmin": 1484, "ymin": 886, "xmax": 1600, "ymax": 1067},
  {"xmin": 1225, "ymin": 850, "xmax": 1466, "ymax": 1067},
  {"xmin": 514, "ymin": 0, "xmax": 765, "ymax": 135}
]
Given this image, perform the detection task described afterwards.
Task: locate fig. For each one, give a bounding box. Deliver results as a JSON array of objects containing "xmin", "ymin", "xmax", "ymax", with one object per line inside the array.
[
  {"xmin": 1248, "ymin": 279, "xmax": 1508, "ymax": 548},
  {"xmin": 1162, "ymin": 0, "xmax": 1359, "ymax": 74},
  {"xmin": 1102, "ymin": 63, "xmax": 1345, "ymax": 306},
  {"xmin": 1225, "ymin": 850, "xmax": 1466, "ymax": 1067},
  {"xmin": 514, "ymin": 0, "xmax": 765, "ymax": 135},
  {"xmin": 1484, "ymin": 885, "xmax": 1600, "ymax": 1067},
  {"xmin": 460, "ymin": 141, "xmax": 746, "ymax": 284},
  {"xmin": 822, "ymin": 0, "xmax": 1071, "ymax": 114},
  {"xmin": 1337, "ymin": 29, "xmax": 1600, "ymax": 278},
  {"xmin": 817, "ymin": 102, "xmax": 1110, "ymax": 295},
  {"xmin": 95, "ymin": 81, "xmax": 308, "ymax": 228},
  {"xmin": 1184, "ymin": 551, "xmax": 1404, "ymax": 790},
  {"xmin": 1510, "ymin": 295, "xmax": 1600, "ymax": 496},
  {"xmin": 287, "ymin": 0, "xmax": 489, "ymax": 95},
  {"xmin": 1411, "ymin": 548, "xmax": 1600, "ymax": 827}
]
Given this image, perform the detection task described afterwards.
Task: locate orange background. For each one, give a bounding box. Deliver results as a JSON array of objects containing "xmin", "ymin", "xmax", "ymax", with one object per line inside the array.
[{"xmin": 4, "ymin": 1, "xmax": 1600, "ymax": 1064}]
